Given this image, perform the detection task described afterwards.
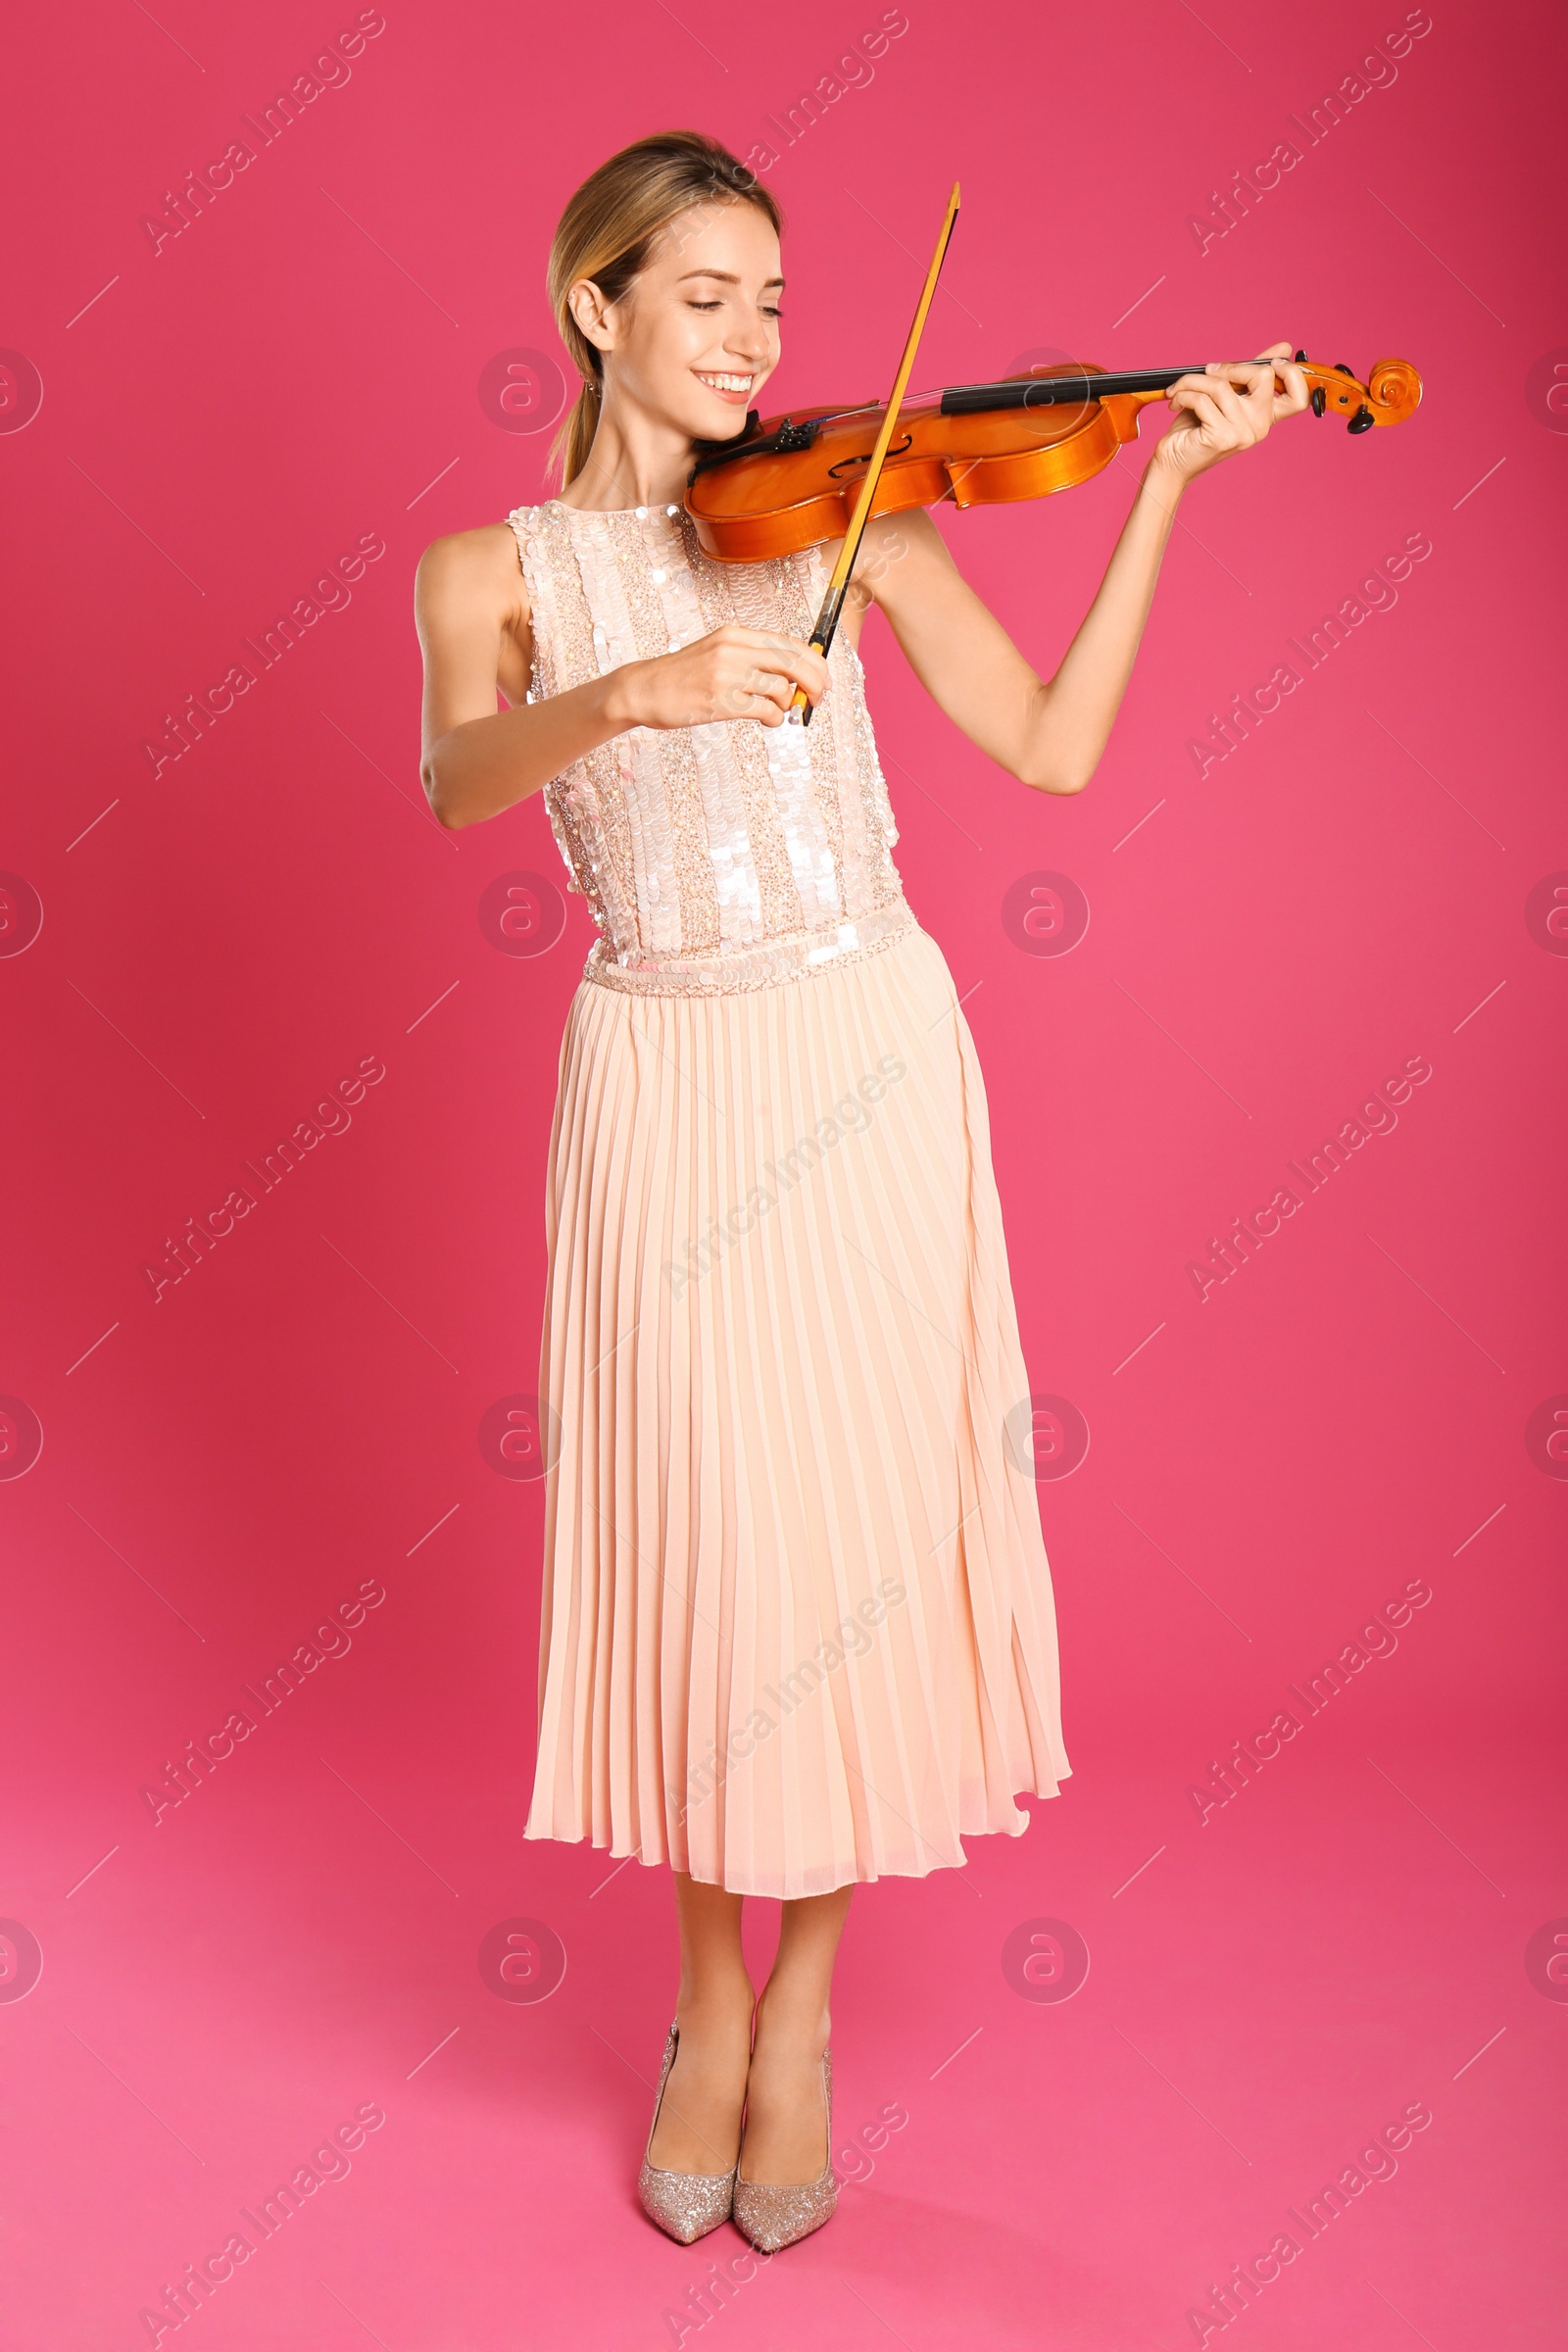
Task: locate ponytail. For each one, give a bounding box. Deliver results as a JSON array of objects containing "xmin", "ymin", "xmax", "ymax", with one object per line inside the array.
[{"xmin": 557, "ymin": 372, "xmax": 602, "ymax": 490}]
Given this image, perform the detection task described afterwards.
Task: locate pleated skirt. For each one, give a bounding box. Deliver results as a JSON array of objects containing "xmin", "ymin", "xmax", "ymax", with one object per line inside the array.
[{"xmin": 521, "ymin": 914, "xmax": 1072, "ymax": 1897}]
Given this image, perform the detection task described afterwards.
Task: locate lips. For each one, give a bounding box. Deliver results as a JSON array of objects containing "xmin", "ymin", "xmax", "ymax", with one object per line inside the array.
[{"xmin": 695, "ymin": 370, "xmax": 754, "ymax": 401}]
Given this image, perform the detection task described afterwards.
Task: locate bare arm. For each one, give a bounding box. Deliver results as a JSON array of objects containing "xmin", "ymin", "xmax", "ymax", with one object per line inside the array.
[
  {"xmin": 415, "ymin": 523, "xmax": 829, "ymax": 831},
  {"xmin": 861, "ymin": 345, "xmax": 1310, "ymax": 796}
]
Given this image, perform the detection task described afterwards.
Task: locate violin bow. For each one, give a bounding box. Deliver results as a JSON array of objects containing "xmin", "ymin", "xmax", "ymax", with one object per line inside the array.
[{"xmin": 789, "ymin": 179, "xmax": 961, "ymax": 725}]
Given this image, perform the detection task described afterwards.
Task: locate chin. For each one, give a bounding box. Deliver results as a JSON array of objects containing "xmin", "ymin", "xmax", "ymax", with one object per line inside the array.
[
  {"xmin": 682, "ymin": 402, "xmax": 756, "ymax": 446},
  {"xmin": 670, "ymin": 378, "xmax": 765, "ymax": 442}
]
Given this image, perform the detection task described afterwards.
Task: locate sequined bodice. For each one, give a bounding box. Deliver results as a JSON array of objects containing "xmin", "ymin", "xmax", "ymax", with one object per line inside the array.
[{"xmin": 507, "ymin": 499, "xmax": 913, "ymax": 994}]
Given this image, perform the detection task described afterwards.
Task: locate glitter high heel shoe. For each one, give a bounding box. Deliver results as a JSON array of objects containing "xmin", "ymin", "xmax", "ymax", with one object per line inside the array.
[
  {"xmin": 730, "ymin": 2043, "xmax": 838, "ymax": 2252},
  {"xmin": 636, "ymin": 2018, "xmax": 741, "ymax": 2244}
]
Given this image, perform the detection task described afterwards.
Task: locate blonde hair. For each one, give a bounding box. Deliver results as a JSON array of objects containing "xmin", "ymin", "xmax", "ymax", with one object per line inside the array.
[{"xmin": 546, "ymin": 130, "xmax": 784, "ymax": 488}]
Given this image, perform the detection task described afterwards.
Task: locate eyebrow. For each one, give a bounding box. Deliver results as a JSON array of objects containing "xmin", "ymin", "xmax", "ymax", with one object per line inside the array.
[{"xmin": 675, "ymin": 269, "xmax": 786, "ymax": 289}]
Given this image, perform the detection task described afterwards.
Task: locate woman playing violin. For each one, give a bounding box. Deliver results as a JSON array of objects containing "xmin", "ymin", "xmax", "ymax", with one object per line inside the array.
[{"xmin": 415, "ymin": 128, "xmax": 1311, "ymax": 2253}]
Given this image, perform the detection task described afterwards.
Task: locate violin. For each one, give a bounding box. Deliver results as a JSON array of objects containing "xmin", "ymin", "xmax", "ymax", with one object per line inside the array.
[
  {"xmin": 687, "ymin": 353, "xmax": 1424, "ymax": 564},
  {"xmin": 697, "ymin": 182, "xmax": 1421, "ymax": 722}
]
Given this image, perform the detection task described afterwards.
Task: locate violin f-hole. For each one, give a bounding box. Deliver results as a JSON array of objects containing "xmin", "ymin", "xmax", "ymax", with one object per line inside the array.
[{"xmin": 828, "ymin": 433, "xmax": 913, "ymax": 480}]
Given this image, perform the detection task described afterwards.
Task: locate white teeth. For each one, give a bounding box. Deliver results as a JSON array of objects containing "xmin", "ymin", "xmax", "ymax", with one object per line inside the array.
[{"xmin": 697, "ymin": 371, "xmax": 752, "ymax": 391}]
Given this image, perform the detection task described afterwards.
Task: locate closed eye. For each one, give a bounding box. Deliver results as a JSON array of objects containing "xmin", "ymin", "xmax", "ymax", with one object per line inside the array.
[{"xmin": 685, "ymin": 299, "xmax": 782, "ymax": 318}]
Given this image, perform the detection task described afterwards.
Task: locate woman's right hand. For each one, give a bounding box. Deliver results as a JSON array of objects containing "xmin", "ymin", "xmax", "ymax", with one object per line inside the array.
[{"xmin": 605, "ymin": 624, "xmax": 828, "ymax": 732}]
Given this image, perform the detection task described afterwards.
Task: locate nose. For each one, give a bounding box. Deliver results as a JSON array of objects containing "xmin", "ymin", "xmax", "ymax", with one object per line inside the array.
[{"xmin": 725, "ymin": 318, "xmax": 771, "ymax": 368}]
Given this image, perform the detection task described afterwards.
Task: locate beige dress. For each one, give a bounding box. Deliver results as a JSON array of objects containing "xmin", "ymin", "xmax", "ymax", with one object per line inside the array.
[{"xmin": 509, "ymin": 495, "xmax": 1071, "ymax": 1899}]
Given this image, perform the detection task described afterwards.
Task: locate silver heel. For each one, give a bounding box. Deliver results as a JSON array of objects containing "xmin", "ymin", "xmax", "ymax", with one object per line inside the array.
[
  {"xmin": 731, "ymin": 2043, "xmax": 837, "ymax": 2252},
  {"xmin": 636, "ymin": 2019, "xmax": 740, "ymax": 2244}
]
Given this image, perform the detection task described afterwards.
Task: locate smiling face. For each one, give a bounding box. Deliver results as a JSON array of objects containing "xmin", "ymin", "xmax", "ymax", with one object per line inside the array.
[{"xmin": 568, "ymin": 198, "xmax": 783, "ymax": 445}]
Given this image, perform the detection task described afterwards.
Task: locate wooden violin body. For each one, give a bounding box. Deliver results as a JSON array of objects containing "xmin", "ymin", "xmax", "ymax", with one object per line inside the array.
[{"xmin": 686, "ymin": 356, "xmax": 1424, "ymax": 564}]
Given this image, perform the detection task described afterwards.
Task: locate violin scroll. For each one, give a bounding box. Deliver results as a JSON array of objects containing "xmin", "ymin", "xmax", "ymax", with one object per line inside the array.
[
  {"xmin": 1295, "ymin": 352, "xmax": 1422, "ymax": 432},
  {"xmin": 1363, "ymin": 356, "xmax": 1423, "ymax": 425}
]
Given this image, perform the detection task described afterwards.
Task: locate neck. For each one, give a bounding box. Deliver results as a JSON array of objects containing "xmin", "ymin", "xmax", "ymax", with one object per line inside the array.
[{"xmin": 558, "ymin": 389, "xmax": 698, "ymax": 512}]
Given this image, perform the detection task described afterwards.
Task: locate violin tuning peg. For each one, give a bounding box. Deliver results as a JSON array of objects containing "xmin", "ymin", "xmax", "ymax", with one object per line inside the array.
[
  {"xmin": 1295, "ymin": 349, "xmax": 1308, "ymax": 363},
  {"xmin": 1348, "ymin": 404, "xmax": 1375, "ymax": 433},
  {"xmin": 1335, "ymin": 363, "xmax": 1355, "ymax": 375},
  {"xmin": 1310, "ymin": 386, "xmax": 1327, "ymax": 417}
]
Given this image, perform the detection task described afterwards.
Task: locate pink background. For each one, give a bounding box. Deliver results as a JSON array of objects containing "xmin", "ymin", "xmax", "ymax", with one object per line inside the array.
[{"xmin": 4, "ymin": 0, "xmax": 1564, "ymax": 2344}]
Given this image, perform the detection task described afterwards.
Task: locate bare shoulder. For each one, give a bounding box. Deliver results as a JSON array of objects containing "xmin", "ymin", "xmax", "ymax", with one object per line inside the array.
[
  {"xmin": 825, "ymin": 507, "xmax": 956, "ymax": 644},
  {"xmin": 819, "ymin": 506, "xmax": 948, "ymax": 576},
  {"xmin": 415, "ymin": 520, "xmax": 528, "ymax": 632}
]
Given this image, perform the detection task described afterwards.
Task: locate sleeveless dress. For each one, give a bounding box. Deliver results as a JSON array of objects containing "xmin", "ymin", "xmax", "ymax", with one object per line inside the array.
[{"xmin": 508, "ymin": 495, "xmax": 1071, "ymax": 1899}]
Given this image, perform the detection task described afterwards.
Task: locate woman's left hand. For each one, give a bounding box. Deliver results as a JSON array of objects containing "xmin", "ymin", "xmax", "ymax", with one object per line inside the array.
[{"xmin": 1151, "ymin": 340, "xmax": 1310, "ymax": 487}]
